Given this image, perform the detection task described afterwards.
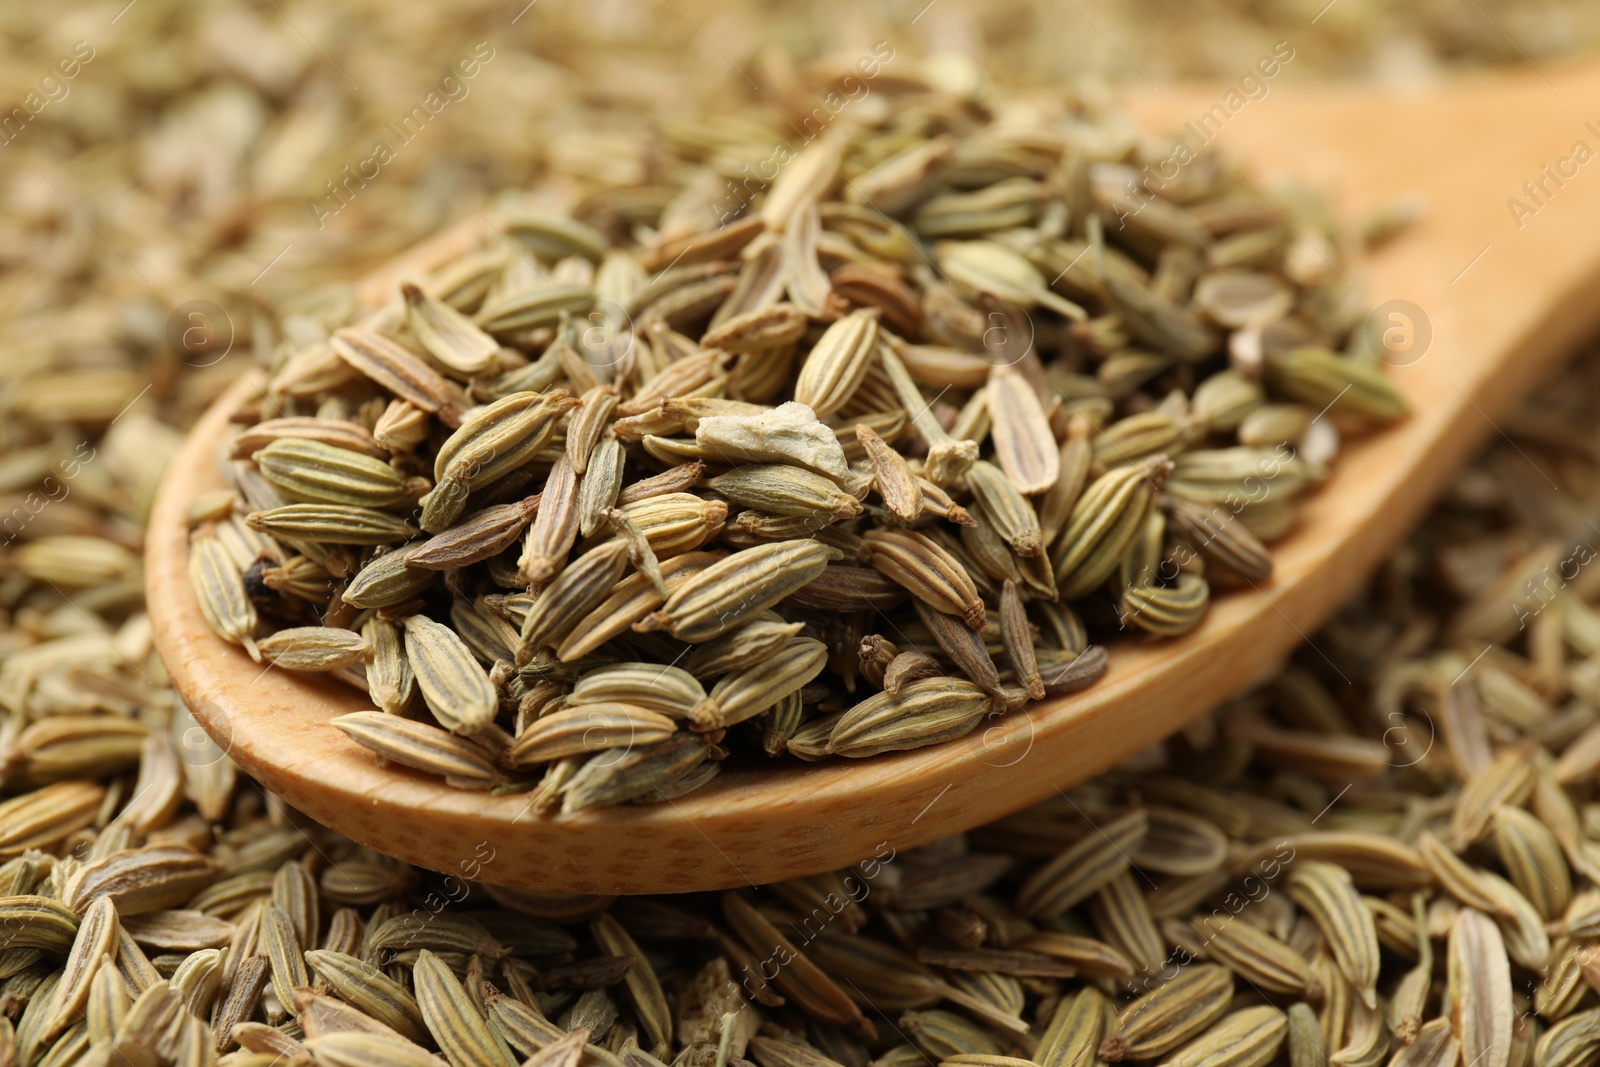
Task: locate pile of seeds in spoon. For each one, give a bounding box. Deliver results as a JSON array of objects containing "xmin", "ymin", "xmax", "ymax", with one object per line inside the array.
[{"xmin": 189, "ymin": 84, "xmax": 1405, "ymax": 808}]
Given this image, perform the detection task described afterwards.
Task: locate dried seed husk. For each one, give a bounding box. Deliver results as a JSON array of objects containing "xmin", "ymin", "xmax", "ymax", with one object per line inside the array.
[
  {"xmin": 561, "ymin": 733, "xmax": 713, "ymax": 813},
  {"xmin": 913, "ymin": 600, "xmax": 1003, "ymax": 695},
  {"xmin": 340, "ymin": 544, "xmax": 435, "ymax": 608},
  {"xmin": 261, "ymin": 902, "xmax": 309, "ymax": 1020},
  {"xmin": 1324, "ymin": 998, "xmax": 1388, "ymax": 1067},
  {"xmin": 702, "ymin": 637, "xmax": 828, "ymax": 731},
  {"xmin": 1286, "ymin": 1003, "xmax": 1326, "ymax": 1067},
  {"xmin": 520, "ymin": 452, "xmax": 582, "ymax": 583},
  {"xmin": 901, "ymin": 1009, "xmax": 1003, "ymax": 1060},
  {"xmin": 117, "ymin": 911, "xmax": 232, "ymax": 953},
  {"xmin": 1237, "ymin": 832, "xmax": 1427, "ymax": 890},
  {"xmin": 304, "ymin": 949, "xmax": 428, "ymax": 1043},
  {"xmin": 521, "ymin": 540, "xmax": 635, "ymax": 655},
  {"xmin": 607, "ymin": 493, "xmax": 727, "ymax": 559},
  {"xmin": 256, "ymin": 626, "xmax": 369, "ymax": 671},
  {"xmin": 865, "ymin": 527, "xmax": 985, "ymax": 630},
  {"xmin": 509, "ymin": 704, "xmax": 677, "ymax": 765},
  {"xmin": 403, "ymin": 614, "xmax": 497, "ymax": 735},
  {"xmin": 748, "ymin": 1033, "xmax": 849, "ymax": 1067},
  {"xmin": 330, "ymin": 328, "xmax": 460, "ymax": 424},
  {"xmin": 1450, "ymin": 746, "xmax": 1535, "ymax": 850},
  {"xmin": 618, "ymin": 349, "xmax": 729, "ymax": 419},
  {"xmin": 590, "ymin": 912, "xmax": 670, "ymax": 1050},
  {"xmin": 966, "ymin": 461, "xmax": 1044, "ymax": 558},
  {"xmin": 363, "ymin": 616, "xmax": 416, "ymax": 715},
  {"xmin": 376, "ymin": 398, "xmax": 433, "ymax": 452},
  {"xmin": 230, "ymin": 416, "xmax": 388, "ymax": 461},
  {"xmin": 802, "ymin": 932, "xmax": 956, "ymax": 1017},
  {"xmin": 1165, "ymin": 447, "xmax": 1308, "ymax": 510},
  {"xmin": 254, "ymin": 438, "xmax": 410, "ymax": 508},
  {"xmin": 1089, "ymin": 868, "xmax": 1164, "ymax": 975},
  {"xmin": 413, "ymin": 949, "xmax": 515, "ymax": 1067},
  {"xmin": 63, "ymin": 847, "xmax": 216, "ymax": 917},
  {"xmin": 82, "ymin": 947, "xmax": 130, "ymax": 1034},
  {"xmin": 994, "ymin": 580, "xmax": 1043, "ymax": 701},
  {"xmin": 1128, "ymin": 807, "xmax": 1228, "ymax": 876},
  {"xmin": 435, "ymin": 391, "xmax": 573, "ymax": 493},
  {"xmin": 1037, "ymin": 418, "xmax": 1093, "ymax": 546},
  {"xmin": 1193, "ymin": 270, "xmax": 1293, "ymax": 329},
  {"xmin": 36, "ymin": 895, "xmax": 116, "ymax": 1049},
  {"xmin": 683, "ymin": 618, "xmax": 807, "ymax": 681},
  {"xmin": 1036, "ymin": 991, "xmax": 1113, "ymax": 1067},
  {"xmin": 1479, "ymin": 871, "xmax": 1550, "ymax": 972},
  {"xmin": 722, "ymin": 891, "xmax": 869, "ymax": 1037},
  {"xmin": 1447, "ymin": 909, "xmax": 1511, "ymax": 1067},
  {"xmin": 707, "ymin": 465, "xmax": 863, "ymax": 521},
  {"xmin": 757, "ymin": 689, "xmax": 806, "ymax": 758},
  {"xmin": 1535, "ymin": 1008, "xmax": 1600, "ymax": 1067},
  {"xmin": 1094, "ymin": 412, "xmax": 1192, "ymax": 468},
  {"xmin": 936, "ymin": 240, "xmax": 1084, "ymax": 320},
  {"xmin": 1388, "ymin": 1021, "xmax": 1457, "ymax": 1067},
  {"xmin": 1156, "ymin": 1006, "xmax": 1285, "ymax": 1067},
  {"xmin": 1490, "ymin": 803, "xmax": 1571, "ymax": 920},
  {"xmin": 1053, "ymin": 457, "xmax": 1168, "ymax": 601},
  {"xmin": 638, "ymin": 540, "xmax": 833, "ymax": 642},
  {"xmin": 1193, "ymin": 915, "xmax": 1315, "ymax": 998},
  {"xmin": 333, "ymin": 713, "xmax": 499, "ymax": 789},
  {"xmin": 1191, "ymin": 370, "xmax": 1265, "ymax": 432},
  {"xmin": 1386, "ymin": 897, "xmax": 1432, "ymax": 1043},
  {"xmin": 481, "ymin": 984, "xmax": 612, "ymax": 1066},
  {"xmin": 1038, "ymin": 647, "xmax": 1109, "ymax": 695},
  {"xmin": 555, "ymin": 551, "xmax": 720, "ymax": 661},
  {"xmin": 1020, "ymin": 933, "xmax": 1135, "ymax": 981},
  {"xmin": 700, "ymin": 302, "xmax": 807, "ymax": 353},
  {"xmin": 478, "ymin": 282, "xmax": 596, "ymax": 335},
  {"xmin": 986, "ymin": 370, "xmax": 1060, "ymax": 497},
  {"xmin": 614, "ymin": 461, "xmax": 706, "ymax": 507},
  {"xmin": 856, "ymin": 424, "xmax": 923, "ymax": 522},
  {"xmin": 409, "ymin": 497, "xmax": 541, "ymax": 570},
  {"xmin": 1018, "ymin": 810, "xmax": 1147, "ymax": 921},
  {"xmin": 1264, "ymin": 346, "xmax": 1406, "ymax": 423},
  {"xmin": 404, "ymin": 280, "xmax": 501, "ymax": 377},
  {"xmin": 247, "ymin": 504, "xmax": 417, "ymax": 545},
  {"xmin": 571, "ymin": 664, "xmax": 710, "ymax": 720},
  {"xmin": 3, "ymin": 715, "xmax": 147, "ymax": 788},
  {"xmin": 1285, "ymin": 862, "xmax": 1379, "ymax": 1007},
  {"xmin": 786, "ymin": 564, "xmax": 908, "ymax": 612},
  {"xmin": 1100, "ymin": 963, "xmax": 1232, "ymax": 1061},
  {"xmin": 882, "ymin": 649, "xmax": 943, "ymax": 695},
  {"xmin": 828, "ymin": 678, "xmax": 993, "ymax": 758},
  {"xmin": 1162, "ymin": 494, "xmax": 1272, "ymax": 584},
  {"xmin": 1537, "ymin": 939, "xmax": 1589, "ymax": 1020},
  {"xmin": 304, "ymin": 1031, "xmax": 450, "ymax": 1067},
  {"xmin": 791, "ymin": 310, "xmax": 880, "ymax": 419},
  {"xmin": 578, "ymin": 440, "xmax": 627, "ymax": 538},
  {"xmin": 189, "ymin": 533, "xmax": 259, "ymax": 657},
  {"xmin": 1120, "ymin": 574, "xmax": 1211, "ymax": 637}
]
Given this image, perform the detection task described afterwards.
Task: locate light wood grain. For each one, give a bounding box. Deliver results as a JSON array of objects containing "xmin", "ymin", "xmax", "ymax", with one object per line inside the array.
[{"xmin": 147, "ymin": 60, "xmax": 1600, "ymax": 894}]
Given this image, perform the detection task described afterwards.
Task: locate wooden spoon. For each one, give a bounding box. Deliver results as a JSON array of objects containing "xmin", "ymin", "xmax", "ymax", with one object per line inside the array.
[{"xmin": 148, "ymin": 61, "xmax": 1600, "ymax": 894}]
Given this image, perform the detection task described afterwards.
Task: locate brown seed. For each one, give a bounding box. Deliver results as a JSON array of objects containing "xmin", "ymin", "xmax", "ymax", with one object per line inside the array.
[
  {"xmin": 330, "ymin": 328, "xmax": 459, "ymax": 424},
  {"xmin": 865, "ymin": 527, "xmax": 985, "ymax": 630}
]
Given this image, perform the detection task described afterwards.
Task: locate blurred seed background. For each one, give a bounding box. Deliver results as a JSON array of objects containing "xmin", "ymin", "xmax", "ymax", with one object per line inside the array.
[{"xmin": 1, "ymin": 0, "xmax": 1592, "ymax": 441}]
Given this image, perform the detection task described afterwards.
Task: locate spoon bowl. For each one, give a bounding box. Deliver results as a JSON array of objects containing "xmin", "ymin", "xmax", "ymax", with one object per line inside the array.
[{"xmin": 148, "ymin": 61, "xmax": 1600, "ymax": 894}]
